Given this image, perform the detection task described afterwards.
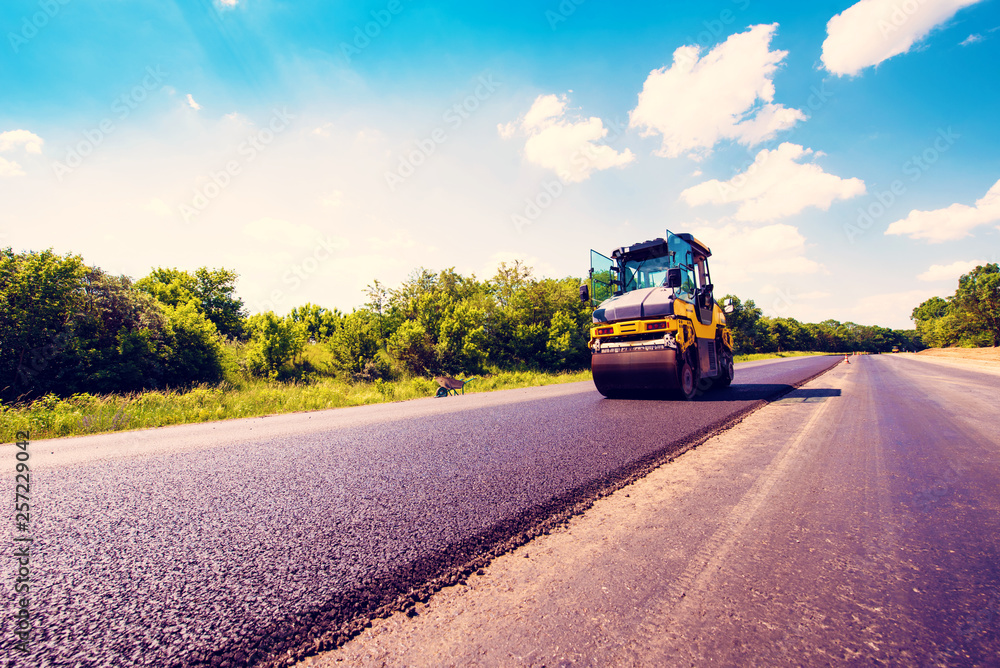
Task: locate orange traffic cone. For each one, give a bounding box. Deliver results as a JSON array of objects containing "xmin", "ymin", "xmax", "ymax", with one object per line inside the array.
[{"xmin": 844, "ymin": 353, "xmax": 850, "ymax": 364}]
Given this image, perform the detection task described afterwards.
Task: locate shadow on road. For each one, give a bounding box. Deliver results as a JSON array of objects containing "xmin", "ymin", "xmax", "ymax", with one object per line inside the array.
[{"xmin": 601, "ymin": 383, "xmax": 844, "ymax": 404}]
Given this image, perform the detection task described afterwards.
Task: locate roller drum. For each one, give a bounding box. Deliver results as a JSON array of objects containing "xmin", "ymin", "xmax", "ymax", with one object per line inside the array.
[{"xmin": 591, "ymin": 348, "xmax": 681, "ymax": 396}]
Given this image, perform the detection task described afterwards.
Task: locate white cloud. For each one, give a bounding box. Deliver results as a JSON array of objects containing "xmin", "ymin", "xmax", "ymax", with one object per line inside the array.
[
  {"xmin": 822, "ymin": 0, "xmax": 984, "ymax": 76},
  {"xmin": 186, "ymin": 94, "xmax": 202, "ymax": 111},
  {"xmin": 500, "ymin": 94, "xmax": 634, "ymax": 183},
  {"xmin": 885, "ymin": 177, "xmax": 1000, "ymax": 242},
  {"xmin": 690, "ymin": 223, "xmax": 823, "ymax": 284},
  {"xmin": 0, "ymin": 129, "xmax": 44, "ymax": 154},
  {"xmin": 321, "ymin": 190, "xmax": 343, "ymax": 208},
  {"xmin": 918, "ymin": 259, "xmax": 985, "ymax": 281},
  {"xmin": 144, "ymin": 198, "xmax": 173, "ymax": 217},
  {"xmin": 960, "ymin": 33, "xmax": 984, "ymax": 45},
  {"xmin": 218, "ymin": 0, "xmax": 238, "ymax": 7},
  {"xmin": 223, "ymin": 111, "xmax": 248, "ymax": 123},
  {"xmin": 628, "ymin": 24, "xmax": 805, "ymax": 159},
  {"xmin": 680, "ymin": 143, "xmax": 866, "ymax": 222},
  {"xmin": 851, "ymin": 289, "xmax": 941, "ymax": 326},
  {"xmin": 313, "ymin": 123, "xmax": 334, "ymax": 138},
  {"xmin": 0, "ymin": 157, "xmax": 25, "ymax": 178},
  {"xmin": 243, "ymin": 218, "xmax": 334, "ymax": 248}
]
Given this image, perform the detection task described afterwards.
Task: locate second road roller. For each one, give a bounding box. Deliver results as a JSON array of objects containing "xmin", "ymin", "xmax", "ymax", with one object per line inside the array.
[{"xmin": 579, "ymin": 229, "xmax": 735, "ymax": 399}]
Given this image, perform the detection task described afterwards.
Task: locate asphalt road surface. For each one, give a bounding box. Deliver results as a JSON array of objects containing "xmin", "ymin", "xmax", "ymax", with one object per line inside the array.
[
  {"xmin": 2, "ymin": 356, "xmax": 838, "ymax": 668},
  {"xmin": 311, "ymin": 354, "xmax": 1000, "ymax": 667}
]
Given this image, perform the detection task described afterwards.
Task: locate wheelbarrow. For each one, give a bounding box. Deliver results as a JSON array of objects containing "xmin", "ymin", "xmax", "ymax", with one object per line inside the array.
[{"xmin": 433, "ymin": 376, "xmax": 477, "ymax": 397}]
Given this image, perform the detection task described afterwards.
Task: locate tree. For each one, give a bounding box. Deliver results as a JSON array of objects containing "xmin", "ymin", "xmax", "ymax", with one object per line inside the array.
[
  {"xmin": 137, "ymin": 266, "xmax": 247, "ymax": 339},
  {"xmin": 768, "ymin": 319, "xmax": 794, "ymax": 353},
  {"xmin": 327, "ymin": 310, "xmax": 379, "ymax": 377},
  {"xmin": 387, "ymin": 320, "xmax": 435, "ymax": 375},
  {"xmin": 952, "ymin": 263, "xmax": 1000, "ymax": 346},
  {"xmin": 289, "ymin": 303, "xmax": 341, "ymax": 341},
  {"xmin": 160, "ymin": 301, "xmax": 227, "ymax": 386},
  {"xmin": 0, "ymin": 248, "xmax": 87, "ymax": 401},
  {"xmin": 195, "ymin": 267, "xmax": 247, "ymax": 340},
  {"xmin": 245, "ymin": 312, "xmax": 305, "ymax": 378},
  {"xmin": 720, "ymin": 295, "xmax": 771, "ymax": 354},
  {"xmin": 0, "ymin": 247, "xmax": 87, "ymax": 401}
]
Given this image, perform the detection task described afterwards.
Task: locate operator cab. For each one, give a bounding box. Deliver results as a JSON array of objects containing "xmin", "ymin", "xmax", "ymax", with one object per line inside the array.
[{"xmin": 582, "ymin": 230, "xmax": 716, "ymax": 325}]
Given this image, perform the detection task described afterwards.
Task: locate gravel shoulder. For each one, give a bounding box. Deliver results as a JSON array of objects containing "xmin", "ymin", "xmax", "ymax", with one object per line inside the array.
[{"xmin": 896, "ymin": 348, "xmax": 1000, "ymax": 376}]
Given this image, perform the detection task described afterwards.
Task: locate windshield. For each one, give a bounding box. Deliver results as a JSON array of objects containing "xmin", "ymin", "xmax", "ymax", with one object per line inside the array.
[
  {"xmin": 621, "ymin": 254, "xmax": 671, "ymax": 291},
  {"xmin": 619, "ymin": 232, "xmax": 696, "ymax": 295}
]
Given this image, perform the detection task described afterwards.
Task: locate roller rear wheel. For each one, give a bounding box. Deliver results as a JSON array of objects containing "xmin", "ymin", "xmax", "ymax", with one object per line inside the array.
[
  {"xmin": 676, "ymin": 349, "xmax": 698, "ymax": 400},
  {"xmin": 717, "ymin": 347, "xmax": 735, "ymax": 388}
]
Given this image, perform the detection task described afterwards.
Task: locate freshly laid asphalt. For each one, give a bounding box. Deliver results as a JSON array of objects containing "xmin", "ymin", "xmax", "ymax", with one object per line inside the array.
[
  {"xmin": 2, "ymin": 355, "xmax": 839, "ymax": 668},
  {"xmin": 313, "ymin": 354, "xmax": 1000, "ymax": 666}
]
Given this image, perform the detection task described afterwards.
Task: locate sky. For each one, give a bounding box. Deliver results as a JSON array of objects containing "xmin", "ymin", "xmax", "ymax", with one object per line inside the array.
[{"xmin": 1, "ymin": 0, "xmax": 998, "ymax": 329}]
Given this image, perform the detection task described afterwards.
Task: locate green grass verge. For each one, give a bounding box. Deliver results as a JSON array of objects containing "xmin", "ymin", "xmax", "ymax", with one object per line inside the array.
[
  {"xmin": 0, "ymin": 370, "xmax": 592, "ymax": 443},
  {"xmin": 733, "ymin": 351, "xmax": 830, "ymax": 363}
]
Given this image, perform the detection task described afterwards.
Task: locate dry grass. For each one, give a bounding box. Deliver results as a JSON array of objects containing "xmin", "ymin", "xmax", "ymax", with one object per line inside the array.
[{"xmin": 915, "ymin": 346, "xmax": 1000, "ymax": 362}]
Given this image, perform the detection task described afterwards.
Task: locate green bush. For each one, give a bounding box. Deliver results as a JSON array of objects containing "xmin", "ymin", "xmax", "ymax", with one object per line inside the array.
[{"xmin": 244, "ymin": 312, "xmax": 306, "ymax": 378}]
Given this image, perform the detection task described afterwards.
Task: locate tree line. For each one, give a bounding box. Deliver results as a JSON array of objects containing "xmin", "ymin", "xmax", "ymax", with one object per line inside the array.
[
  {"xmin": 3, "ymin": 247, "xmax": 996, "ymax": 404},
  {"xmin": 910, "ymin": 264, "xmax": 1000, "ymax": 348}
]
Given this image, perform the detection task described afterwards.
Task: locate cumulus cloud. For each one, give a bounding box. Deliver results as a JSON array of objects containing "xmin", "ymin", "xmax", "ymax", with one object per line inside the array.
[
  {"xmin": 0, "ymin": 129, "xmax": 44, "ymax": 154},
  {"xmin": 0, "ymin": 157, "xmax": 25, "ymax": 178},
  {"xmin": 313, "ymin": 123, "xmax": 334, "ymax": 138},
  {"xmin": 690, "ymin": 223, "xmax": 823, "ymax": 283},
  {"xmin": 628, "ymin": 24, "xmax": 805, "ymax": 159},
  {"xmin": 321, "ymin": 190, "xmax": 343, "ymax": 208},
  {"xmin": 144, "ymin": 198, "xmax": 173, "ymax": 217},
  {"xmin": 499, "ymin": 94, "xmax": 634, "ymax": 183},
  {"xmin": 822, "ymin": 0, "xmax": 984, "ymax": 76},
  {"xmin": 680, "ymin": 143, "xmax": 866, "ymax": 222},
  {"xmin": 243, "ymin": 218, "xmax": 331, "ymax": 248},
  {"xmin": 918, "ymin": 259, "xmax": 985, "ymax": 281},
  {"xmin": 186, "ymin": 94, "xmax": 202, "ymax": 111},
  {"xmin": 852, "ymin": 289, "xmax": 942, "ymax": 327},
  {"xmin": 885, "ymin": 178, "xmax": 1000, "ymax": 242}
]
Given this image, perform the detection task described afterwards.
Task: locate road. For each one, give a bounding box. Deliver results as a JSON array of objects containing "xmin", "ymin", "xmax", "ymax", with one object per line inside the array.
[
  {"xmin": 311, "ymin": 354, "xmax": 1000, "ymax": 667},
  {"xmin": 2, "ymin": 356, "xmax": 837, "ymax": 668}
]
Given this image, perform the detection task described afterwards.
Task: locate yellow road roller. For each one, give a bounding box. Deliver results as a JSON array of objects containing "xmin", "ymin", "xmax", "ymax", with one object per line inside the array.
[{"xmin": 579, "ymin": 230, "xmax": 734, "ymax": 399}]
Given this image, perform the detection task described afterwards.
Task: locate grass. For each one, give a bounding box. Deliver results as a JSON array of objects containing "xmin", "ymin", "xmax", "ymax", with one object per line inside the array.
[
  {"xmin": 0, "ymin": 369, "xmax": 592, "ymax": 443},
  {"xmin": 733, "ymin": 350, "xmax": 829, "ymax": 363},
  {"xmin": 0, "ymin": 351, "xmax": 832, "ymax": 444}
]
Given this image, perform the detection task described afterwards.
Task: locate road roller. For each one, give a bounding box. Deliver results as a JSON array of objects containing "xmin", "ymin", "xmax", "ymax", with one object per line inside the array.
[{"xmin": 579, "ymin": 230, "xmax": 735, "ymax": 399}]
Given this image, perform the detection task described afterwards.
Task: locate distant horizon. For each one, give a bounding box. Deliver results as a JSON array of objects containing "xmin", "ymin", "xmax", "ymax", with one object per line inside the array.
[{"xmin": 2, "ymin": 0, "xmax": 998, "ymax": 329}]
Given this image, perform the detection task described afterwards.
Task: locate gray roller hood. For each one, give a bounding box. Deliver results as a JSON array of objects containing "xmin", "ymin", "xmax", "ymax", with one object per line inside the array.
[{"xmin": 592, "ymin": 287, "xmax": 675, "ymax": 323}]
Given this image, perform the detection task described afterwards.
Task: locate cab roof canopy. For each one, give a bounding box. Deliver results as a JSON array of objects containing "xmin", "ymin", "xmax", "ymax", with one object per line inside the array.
[
  {"xmin": 676, "ymin": 233, "xmax": 712, "ymax": 258},
  {"xmin": 611, "ymin": 231, "xmax": 713, "ymax": 262}
]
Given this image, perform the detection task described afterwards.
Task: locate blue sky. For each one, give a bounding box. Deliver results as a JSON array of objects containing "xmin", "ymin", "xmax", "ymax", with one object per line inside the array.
[{"xmin": 1, "ymin": 0, "xmax": 998, "ymax": 328}]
